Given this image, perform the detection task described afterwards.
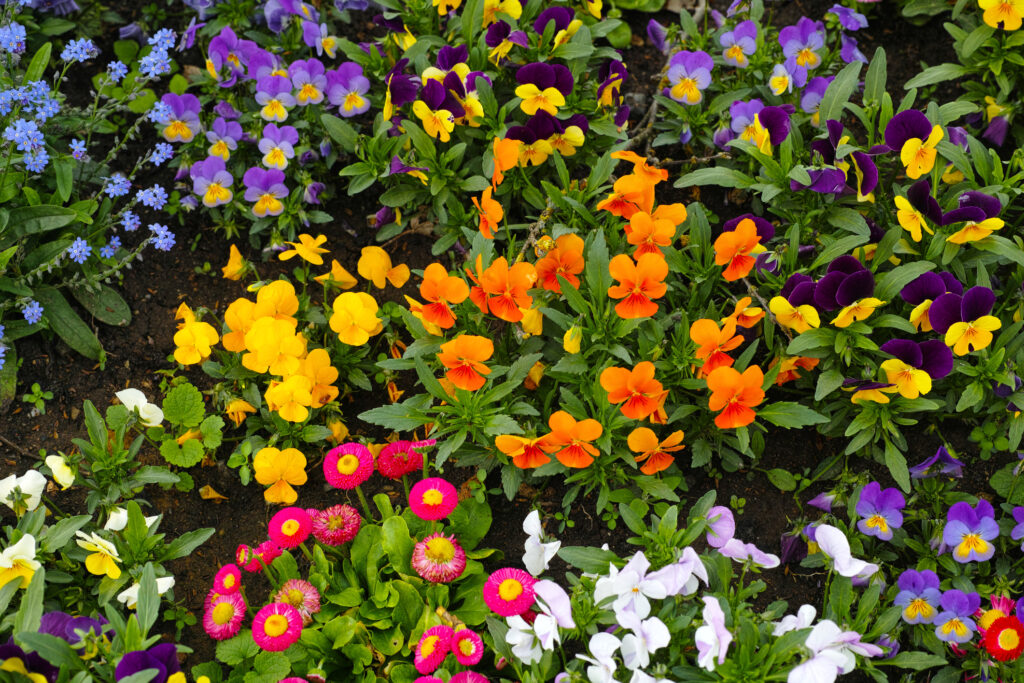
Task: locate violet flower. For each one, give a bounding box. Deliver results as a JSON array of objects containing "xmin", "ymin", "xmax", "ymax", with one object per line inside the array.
[
  {"xmin": 326, "ymin": 62, "xmax": 370, "ymax": 117},
  {"xmin": 666, "ymin": 50, "xmax": 714, "ymax": 105},
  {"xmin": 943, "ymin": 500, "xmax": 998, "ymax": 563},
  {"xmin": 158, "ymin": 93, "xmax": 201, "ymax": 143},
  {"xmin": 928, "ymin": 285, "xmax": 1001, "ymax": 356},
  {"xmin": 878, "ymin": 338, "xmax": 953, "ymax": 398},
  {"xmin": 259, "ymin": 123, "xmax": 299, "ymax": 170},
  {"xmin": 0, "ymin": 642, "xmax": 56, "ymax": 681},
  {"xmin": 190, "ymin": 156, "xmax": 234, "ymax": 208},
  {"xmin": 256, "ymin": 75, "xmax": 296, "ymax": 122},
  {"xmin": 486, "ymin": 21, "xmax": 528, "ymax": 62},
  {"xmin": 909, "ymin": 445, "xmax": 964, "ymax": 479},
  {"xmin": 829, "ymin": 4, "xmax": 868, "ymax": 30},
  {"xmin": 205, "ymin": 117, "xmax": 242, "ymax": 160},
  {"xmin": 934, "ymin": 590, "xmax": 980, "ymax": 643},
  {"xmin": 705, "ymin": 505, "xmax": 735, "ymax": 548},
  {"xmin": 1011, "ymin": 507, "xmax": 1024, "ymax": 551},
  {"xmin": 806, "ymin": 119, "xmax": 878, "ymax": 199},
  {"xmin": 718, "ymin": 538, "xmax": 780, "ymax": 568},
  {"xmin": 597, "ymin": 60, "xmax": 628, "ymax": 107},
  {"xmin": 983, "ymin": 116, "xmax": 1009, "ymax": 147},
  {"xmin": 899, "ymin": 270, "xmax": 961, "ymax": 332},
  {"xmin": 791, "ymin": 168, "xmax": 848, "ymax": 195},
  {"xmin": 289, "ymin": 58, "xmax": 328, "ymax": 105},
  {"xmin": 383, "ymin": 59, "xmax": 420, "ymax": 117},
  {"xmin": 729, "ymin": 98, "xmax": 764, "ymax": 137},
  {"xmin": 247, "ymin": 49, "xmax": 284, "ymax": 82},
  {"xmin": 515, "ymin": 62, "xmax": 573, "ymax": 116},
  {"xmin": 779, "ymin": 530, "xmax": 807, "ymax": 563},
  {"xmin": 893, "ymin": 569, "xmax": 941, "ymax": 624},
  {"xmin": 813, "ymin": 256, "xmax": 883, "ymax": 327},
  {"xmin": 854, "ymin": 482, "xmax": 905, "ymax": 541},
  {"xmin": 694, "ymin": 597, "xmax": 732, "ymax": 671},
  {"xmin": 883, "ymin": 109, "xmax": 943, "ymax": 180},
  {"xmin": 533, "ymin": 6, "xmax": 575, "ymax": 36},
  {"xmin": 993, "ymin": 374, "xmax": 1022, "ymax": 411},
  {"xmin": 941, "ymin": 189, "xmax": 1002, "ymax": 225},
  {"xmin": 840, "ymin": 33, "xmax": 867, "ymax": 64},
  {"xmin": 178, "ymin": 17, "xmax": 205, "ymax": 51},
  {"xmin": 719, "ymin": 20, "xmax": 757, "ymax": 68},
  {"xmin": 768, "ymin": 56, "xmax": 808, "ymax": 95},
  {"xmin": 647, "ymin": 19, "xmax": 668, "ymax": 53},
  {"xmin": 214, "ymin": 100, "xmax": 240, "ymax": 119},
  {"xmin": 779, "ymin": 16, "xmax": 825, "ymax": 68},
  {"xmin": 115, "ymin": 643, "xmax": 182, "ymax": 682},
  {"xmin": 242, "ymin": 167, "xmax": 288, "ymax": 217},
  {"xmin": 801, "ymin": 76, "xmax": 832, "ymax": 124},
  {"xmin": 302, "ymin": 20, "xmax": 337, "ymax": 58},
  {"xmin": 206, "ymin": 26, "xmax": 257, "ymax": 87},
  {"xmin": 808, "ymin": 492, "xmax": 835, "ymax": 512}
]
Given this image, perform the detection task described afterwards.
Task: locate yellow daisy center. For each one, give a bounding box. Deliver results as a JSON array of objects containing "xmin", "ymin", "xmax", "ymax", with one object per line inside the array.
[
  {"xmin": 424, "ymin": 537, "xmax": 455, "ymax": 563},
  {"xmin": 338, "ymin": 454, "xmax": 360, "ymax": 475},
  {"xmin": 263, "ymin": 613, "xmax": 289, "ymax": 638},
  {"xmin": 212, "ymin": 602, "xmax": 235, "ymax": 625},
  {"xmin": 498, "ymin": 578, "xmax": 523, "ymax": 601},
  {"xmin": 281, "ymin": 519, "xmax": 300, "ymax": 536},
  {"xmin": 421, "ymin": 635, "xmax": 439, "ymax": 657},
  {"xmin": 999, "ymin": 627, "xmax": 1020, "ymax": 651},
  {"xmin": 422, "ymin": 488, "xmax": 443, "ymax": 506}
]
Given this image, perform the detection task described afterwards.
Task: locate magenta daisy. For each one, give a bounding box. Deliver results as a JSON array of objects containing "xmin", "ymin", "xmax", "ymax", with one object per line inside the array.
[
  {"xmin": 413, "ymin": 678, "xmax": 444, "ymax": 683},
  {"xmin": 252, "ymin": 602, "xmax": 303, "ymax": 652},
  {"xmin": 212, "ymin": 563, "xmax": 242, "ymax": 594},
  {"xmin": 324, "ymin": 442, "xmax": 374, "ymax": 489},
  {"xmin": 311, "ymin": 504, "xmax": 361, "ymax": 545},
  {"xmin": 203, "ymin": 592, "xmax": 246, "ymax": 640},
  {"xmin": 483, "ymin": 567, "xmax": 536, "ymax": 617},
  {"xmin": 274, "ymin": 578, "xmax": 321, "ymax": 625},
  {"xmin": 452, "ymin": 628, "xmax": 484, "ymax": 665},
  {"xmin": 450, "ymin": 673, "xmax": 489, "ymax": 683},
  {"xmin": 268, "ymin": 507, "xmax": 313, "ymax": 548},
  {"xmin": 377, "ymin": 439, "xmax": 435, "ymax": 479},
  {"xmin": 414, "ymin": 625, "xmax": 454, "ymax": 674},
  {"xmin": 409, "ymin": 477, "xmax": 459, "ymax": 521},
  {"xmin": 411, "ymin": 533, "xmax": 467, "ymax": 583},
  {"xmin": 236, "ymin": 540, "xmax": 283, "ymax": 572}
]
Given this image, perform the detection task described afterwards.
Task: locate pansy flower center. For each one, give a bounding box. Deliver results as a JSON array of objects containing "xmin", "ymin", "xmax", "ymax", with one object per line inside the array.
[
  {"xmin": 298, "ymin": 83, "xmax": 321, "ymax": 102},
  {"xmin": 906, "ymin": 598, "xmax": 934, "ymax": 620},
  {"xmin": 957, "ymin": 533, "xmax": 988, "ymax": 557},
  {"xmin": 725, "ymin": 45, "xmax": 746, "ymax": 64},
  {"xmin": 942, "ymin": 618, "xmax": 969, "ymax": 638},
  {"xmin": 344, "ymin": 92, "xmax": 365, "ymax": 112},
  {"xmin": 865, "ymin": 514, "xmax": 889, "ymax": 533},
  {"xmin": 165, "ymin": 121, "xmax": 192, "ymax": 140},
  {"xmin": 797, "ymin": 47, "xmax": 819, "ymax": 67}
]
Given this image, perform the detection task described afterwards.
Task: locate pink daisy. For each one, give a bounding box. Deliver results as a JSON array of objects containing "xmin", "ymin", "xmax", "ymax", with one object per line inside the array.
[
  {"xmin": 212, "ymin": 563, "xmax": 242, "ymax": 594},
  {"xmin": 452, "ymin": 628, "xmax": 484, "ymax": 666},
  {"xmin": 414, "ymin": 625, "xmax": 454, "ymax": 674},
  {"xmin": 281, "ymin": 679, "xmax": 309, "ymax": 683},
  {"xmin": 411, "ymin": 533, "xmax": 466, "ymax": 583},
  {"xmin": 268, "ymin": 507, "xmax": 313, "ymax": 548},
  {"xmin": 236, "ymin": 540, "xmax": 282, "ymax": 572},
  {"xmin": 483, "ymin": 567, "xmax": 536, "ymax": 617},
  {"xmin": 413, "ymin": 678, "xmax": 444, "ymax": 683},
  {"xmin": 311, "ymin": 504, "xmax": 361, "ymax": 546},
  {"xmin": 203, "ymin": 592, "xmax": 246, "ymax": 640},
  {"xmin": 408, "ymin": 477, "xmax": 458, "ymax": 521},
  {"xmin": 378, "ymin": 439, "xmax": 435, "ymax": 479},
  {"xmin": 450, "ymin": 673, "xmax": 489, "ymax": 683},
  {"xmin": 323, "ymin": 442, "xmax": 374, "ymax": 489},
  {"xmin": 274, "ymin": 578, "xmax": 321, "ymax": 625},
  {"xmin": 252, "ymin": 602, "xmax": 303, "ymax": 652}
]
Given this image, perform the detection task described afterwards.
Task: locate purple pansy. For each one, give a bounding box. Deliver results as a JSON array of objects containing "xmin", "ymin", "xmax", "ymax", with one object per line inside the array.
[
  {"xmin": 941, "ymin": 190, "xmax": 1002, "ymax": 225},
  {"xmin": 516, "ymin": 62, "xmax": 574, "ymax": 97},
  {"xmin": 597, "ymin": 60, "xmax": 628, "ymax": 107},
  {"xmin": 247, "ymin": 49, "xmax": 285, "ymax": 82},
  {"xmin": 666, "ymin": 50, "xmax": 714, "ymax": 105},
  {"xmin": 780, "ymin": 273, "xmax": 817, "ymax": 307},
  {"xmin": 934, "ymin": 590, "xmax": 980, "ymax": 643},
  {"xmin": 255, "ymin": 75, "xmax": 296, "ymax": 122},
  {"xmin": 723, "ymin": 213, "xmax": 775, "ymax": 242},
  {"xmin": 242, "ymin": 167, "xmax": 288, "ymax": 217},
  {"xmin": 730, "ymin": 99, "xmax": 765, "ymax": 136},
  {"xmin": 706, "ymin": 506, "xmax": 735, "ymax": 548},
  {"xmin": 909, "ymin": 445, "xmax": 964, "ymax": 479},
  {"xmin": 533, "ymin": 6, "xmax": 575, "ymax": 36},
  {"xmin": 485, "ymin": 21, "xmax": 529, "ymax": 62},
  {"xmin": 779, "ymin": 17, "xmax": 825, "ymax": 68},
  {"xmin": 943, "ymin": 500, "xmax": 999, "ymax": 563},
  {"xmin": 829, "ymin": 5, "xmax": 868, "ymax": 30},
  {"xmin": 206, "ymin": 26, "xmax": 258, "ymax": 87},
  {"xmin": 289, "ymin": 58, "xmax": 328, "ymax": 105},
  {"xmin": 384, "ymin": 59, "xmax": 420, "ymax": 113},
  {"xmin": 927, "ymin": 286, "xmax": 996, "ymax": 336},
  {"xmin": 647, "ymin": 19, "xmax": 668, "ymax": 53},
  {"xmin": 326, "ymin": 62, "xmax": 371, "ymax": 117},
  {"xmin": 854, "ymin": 481, "xmax": 905, "ymax": 541},
  {"xmin": 719, "ymin": 20, "xmax": 757, "ymax": 68},
  {"xmin": 813, "ymin": 255, "xmax": 870, "ymax": 312},
  {"xmin": 801, "ymin": 76, "xmax": 832, "ymax": 122},
  {"xmin": 993, "ymin": 374, "xmax": 1023, "ymax": 411},
  {"xmin": 190, "ymin": 156, "xmax": 234, "ymax": 208},
  {"xmin": 879, "ymin": 338, "xmax": 954, "ymax": 389},
  {"xmin": 840, "ymin": 34, "xmax": 867, "ymax": 64},
  {"xmin": 893, "ymin": 569, "xmax": 941, "ymax": 625},
  {"xmin": 769, "ymin": 56, "xmax": 808, "ymax": 95},
  {"xmin": 1011, "ymin": 507, "xmax": 1024, "ymax": 551},
  {"xmin": 302, "ymin": 21, "xmax": 337, "ymax": 58},
  {"xmin": 791, "ymin": 168, "xmax": 849, "ymax": 195},
  {"xmin": 205, "ymin": 117, "xmax": 242, "ymax": 160},
  {"xmin": 259, "ymin": 123, "xmax": 299, "ymax": 170},
  {"xmin": 115, "ymin": 643, "xmax": 182, "ymax": 682},
  {"xmin": 882, "ymin": 109, "xmax": 935, "ymax": 153},
  {"xmin": 158, "ymin": 93, "xmax": 201, "ymax": 143},
  {"xmin": 808, "ymin": 492, "xmax": 835, "ymax": 512}
]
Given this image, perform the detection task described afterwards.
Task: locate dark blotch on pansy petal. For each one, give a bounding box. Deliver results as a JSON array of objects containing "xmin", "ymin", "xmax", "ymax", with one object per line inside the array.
[
  {"xmin": 884, "ymin": 109, "xmax": 932, "ymax": 151},
  {"xmin": 880, "ymin": 339, "xmax": 923, "ymax": 367},
  {"xmin": 436, "ymin": 45, "xmax": 468, "ymax": 71},
  {"xmin": 827, "ymin": 254, "xmax": 866, "ymax": 274},
  {"xmin": 789, "ymin": 280, "xmax": 816, "ymax": 306},
  {"xmin": 505, "ymin": 125, "xmax": 536, "ymax": 144},
  {"xmin": 781, "ymin": 273, "xmax": 813, "ymax": 303},
  {"xmin": 900, "ymin": 271, "xmax": 944, "ymax": 304},
  {"xmin": 723, "ymin": 213, "xmax": 775, "ymax": 241},
  {"xmin": 918, "ymin": 339, "xmax": 953, "ymax": 379},
  {"xmin": 526, "ymin": 110, "xmax": 558, "ymax": 139},
  {"xmin": 485, "ymin": 21, "xmax": 510, "ymax": 47},
  {"xmin": 813, "ymin": 271, "xmax": 845, "ymax": 311},
  {"xmin": 810, "ymin": 138, "xmax": 835, "ymax": 164},
  {"xmin": 928, "ymin": 292, "xmax": 963, "ymax": 334},
  {"xmin": 516, "ymin": 62, "xmax": 553, "ymax": 88},
  {"xmin": 960, "ymin": 285, "xmax": 995, "ymax": 322},
  {"xmin": 835, "ymin": 269, "xmax": 874, "ymax": 307}
]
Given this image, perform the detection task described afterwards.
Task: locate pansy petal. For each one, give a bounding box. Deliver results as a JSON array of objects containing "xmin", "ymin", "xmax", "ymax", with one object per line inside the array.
[
  {"xmin": 928, "ymin": 293, "xmax": 963, "ymax": 334},
  {"xmin": 960, "ymin": 286, "xmax": 995, "ymax": 321},
  {"xmin": 884, "ymin": 110, "xmax": 932, "ymax": 151},
  {"xmin": 835, "ymin": 269, "xmax": 875, "ymax": 307},
  {"xmin": 918, "ymin": 340, "xmax": 953, "ymax": 379},
  {"xmin": 880, "ymin": 339, "xmax": 922, "ymax": 367}
]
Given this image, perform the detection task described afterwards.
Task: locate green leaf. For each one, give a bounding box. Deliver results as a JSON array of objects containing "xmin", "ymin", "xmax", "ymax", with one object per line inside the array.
[
  {"xmin": 558, "ymin": 275, "xmax": 589, "ymax": 315},
  {"xmin": 217, "ymin": 631, "xmax": 259, "ymax": 665},
  {"xmin": 379, "ymin": 184, "xmax": 422, "ymax": 208},
  {"xmin": 40, "ymin": 515, "xmax": 90, "ymax": 553},
  {"xmin": 904, "ymin": 63, "xmax": 969, "ymax": 89},
  {"xmin": 5, "ymin": 205, "xmax": 76, "ymax": 240},
  {"xmin": 884, "ymin": 440, "xmax": 911, "ymax": 493},
  {"xmin": 162, "ymin": 383, "xmax": 205, "ymax": 427},
  {"xmin": 70, "ymin": 284, "xmax": 132, "ymax": 326},
  {"xmin": 200, "ymin": 415, "xmax": 224, "ymax": 448},
  {"xmin": 14, "ymin": 567, "xmax": 45, "ymax": 635},
  {"xmin": 559, "ymin": 546, "xmax": 619, "ymax": 573},
  {"xmin": 32, "ymin": 287, "xmax": 102, "ymax": 360},
  {"xmin": 877, "ymin": 651, "xmax": 949, "ymax": 669},
  {"xmin": 244, "ymin": 651, "xmax": 291, "ymax": 683},
  {"xmin": 159, "ymin": 439, "xmax": 204, "ymax": 467},
  {"xmin": 863, "ymin": 48, "xmax": 887, "ymax": 106},
  {"xmin": 53, "ymin": 156, "xmax": 73, "ymax": 203},
  {"xmin": 137, "ymin": 564, "xmax": 159, "ymax": 636},
  {"xmin": 15, "ymin": 633, "xmax": 79, "ymax": 670},
  {"xmin": 675, "ymin": 167, "xmax": 754, "ymax": 189},
  {"xmin": 0, "ymin": 346, "xmax": 16, "ymax": 411},
  {"xmin": 786, "ymin": 328, "xmax": 836, "ymax": 355},
  {"xmin": 757, "ymin": 402, "xmax": 829, "ymax": 428},
  {"xmin": 321, "ymin": 113, "xmax": 358, "ymax": 153},
  {"xmin": 24, "ymin": 43, "xmax": 52, "ymax": 84},
  {"xmin": 815, "ymin": 369, "xmax": 844, "ymax": 401},
  {"xmin": 990, "ymin": 463, "xmax": 1024, "ymax": 505},
  {"xmin": 161, "ymin": 528, "xmax": 215, "ymax": 561},
  {"xmin": 168, "ymin": 74, "xmax": 189, "ymax": 96},
  {"xmin": 819, "ymin": 61, "xmax": 862, "ymax": 123},
  {"xmin": 766, "ymin": 468, "xmax": 798, "ymax": 491},
  {"xmin": 381, "ymin": 516, "xmax": 414, "ymax": 576}
]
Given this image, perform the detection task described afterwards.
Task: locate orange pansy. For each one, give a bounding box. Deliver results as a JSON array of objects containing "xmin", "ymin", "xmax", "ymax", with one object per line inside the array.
[
  {"xmin": 535, "ymin": 233, "xmax": 585, "ymax": 292},
  {"xmin": 625, "ymin": 211, "xmax": 676, "ymax": 258},
  {"xmin": 627, "ymin": 427, "xmax": 685, "ymax": 475},
  {"xmin": 419, "ymin": 263, "xmax": 470, "ymax": 330},
  {"xmin": 496, "ymin": 434, "xmax": 552, "ymax": 469},
  {"xmin": 492, "ymin": 137, "xmax": 522, "ymax": 189},
  {"xmin": 689, "ymin": 318, "xmax": 743, "ymax": 377},
  {"xmin": 540, "ymin": 410, "xmax": 603, "ymax": 468},
  {"xmin": 464, "ymin": 255, "xmax": 537, "ymax": 323},
  {"xmin": 770, "ymin": 356, "xmax": 820, "ymax": 385},
  {"xmin": 610, "ymin": 151, "xmax": 669, "ymax": 185},
  {"xmin": 707, "ymin": 365, "xmax": 765, "ymax": 429},
  {"xmin": 713, "ymin": 218, "xmax": 762, "ymax": 282},
  {"xmin": 472, "ymin": 187, "xmax": 504, "ymax": 239},
  {"xmin": 596, "ymin": 173, "xmax": 656, "ymax": 219},
  {"xmin": 437, "ymin": 334, "xmax": 494, "ymax": 391},
  {"xmin": 598, "ymin": 361, "xmax": 667, "ymax": 420},
  {"xmin": 721, "ymin": 296, "xmax": 765, "ymax": 328},
  {"xmin": 607, "ymin": 253, "xmax": 668, "ymax": 319}
]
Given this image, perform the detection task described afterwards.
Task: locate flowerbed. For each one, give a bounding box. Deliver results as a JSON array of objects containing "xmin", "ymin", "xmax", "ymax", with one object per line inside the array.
[{"xmin": 2, "ymin": 0, "xmax": 1024, "ymax": 681}]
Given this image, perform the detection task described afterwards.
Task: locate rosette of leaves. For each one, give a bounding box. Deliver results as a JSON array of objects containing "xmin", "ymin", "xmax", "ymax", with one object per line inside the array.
[{"xmin": 149, "ymin": 382, "xmax": 224, "ymax": 472}]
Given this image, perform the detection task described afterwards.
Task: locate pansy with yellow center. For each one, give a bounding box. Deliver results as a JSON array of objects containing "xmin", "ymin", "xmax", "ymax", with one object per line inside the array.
[
  {"xmin": 666, "ymin": 50, "xmax": 713, "ymax": 105},
  {"xmin": 878, "ymin": 338, "xmax": 953, "ymax": 399},
  {"xmin": 515, "ymin": 62, "xmax": 573, "ymax": 115},
  {"xmin": 929, "ymin": 285, "xmax": 1002, "ymax": 356},
  {"xmin": 894, "ymin": 569, "xmax": 941, "ymax": 625},
  {"xmin": 75, "ymin": 531, "xmax": 121, "ymax": 579},
  {"xmin": 854, "ymin": 481, "xmax": 905, "ymax": 541},
  {"xmin": 943, "ymin": 500, "xmax": 999, "ymax": 563}
]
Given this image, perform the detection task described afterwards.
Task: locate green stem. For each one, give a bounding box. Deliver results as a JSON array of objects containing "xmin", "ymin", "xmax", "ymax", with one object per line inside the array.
[{"xmin": 355, "ymin": 485, "xmax": 373, "ymax": 521}]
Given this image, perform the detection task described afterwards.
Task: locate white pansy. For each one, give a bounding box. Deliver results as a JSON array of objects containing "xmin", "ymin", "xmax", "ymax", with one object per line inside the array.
[
  {"xmin": 0, "ymin": 470, "xmax": 46, "ymax": 514},
  {"xmin": 115, "ymin": 388, "xmax": 164, "ymax": 426},
  {"xmin": 117, "ymin": 576, "xmax": 176, "ymax": 609},
  {"xmin": 45, "ymin": 454, "xmax": 75, "ymax": 489},
  {"xmin": 104, "ymin": 506, "xmax": 159, "ymax": 532},
  {"xmin": 523, "ymin": 510, "xmax": 560, "ymax": 576}
]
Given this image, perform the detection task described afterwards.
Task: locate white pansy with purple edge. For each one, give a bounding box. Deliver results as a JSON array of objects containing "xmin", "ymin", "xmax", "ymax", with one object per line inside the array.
[
  {"xmin": 694, "ymin": 596, "xmax": 732, "ymax": 671},
  {"xmin": 814, "ymin": 524, "xmax": 878, "ymax": 581}
]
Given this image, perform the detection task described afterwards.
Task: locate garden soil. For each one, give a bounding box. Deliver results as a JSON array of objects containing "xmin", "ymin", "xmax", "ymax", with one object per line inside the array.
[{"xmin": 0, "ymin": 2, "xmax": 1005, "ymax": 671}]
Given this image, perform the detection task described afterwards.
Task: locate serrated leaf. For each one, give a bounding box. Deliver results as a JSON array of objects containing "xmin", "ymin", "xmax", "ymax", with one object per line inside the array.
[
  {"xmin": 217, "ymin": 631, "xmax": 259, "ymax": 666},
  {"xmin": 159, "ymin": 439, "xmax": 204, "ymax": 467},
  {"xmin": 162, "ymin": 383, "xmax": 205, "ymax": 427},
  {"xmin": 200, "ymin": 415, "xmax": 224, "ymax": 448}
]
